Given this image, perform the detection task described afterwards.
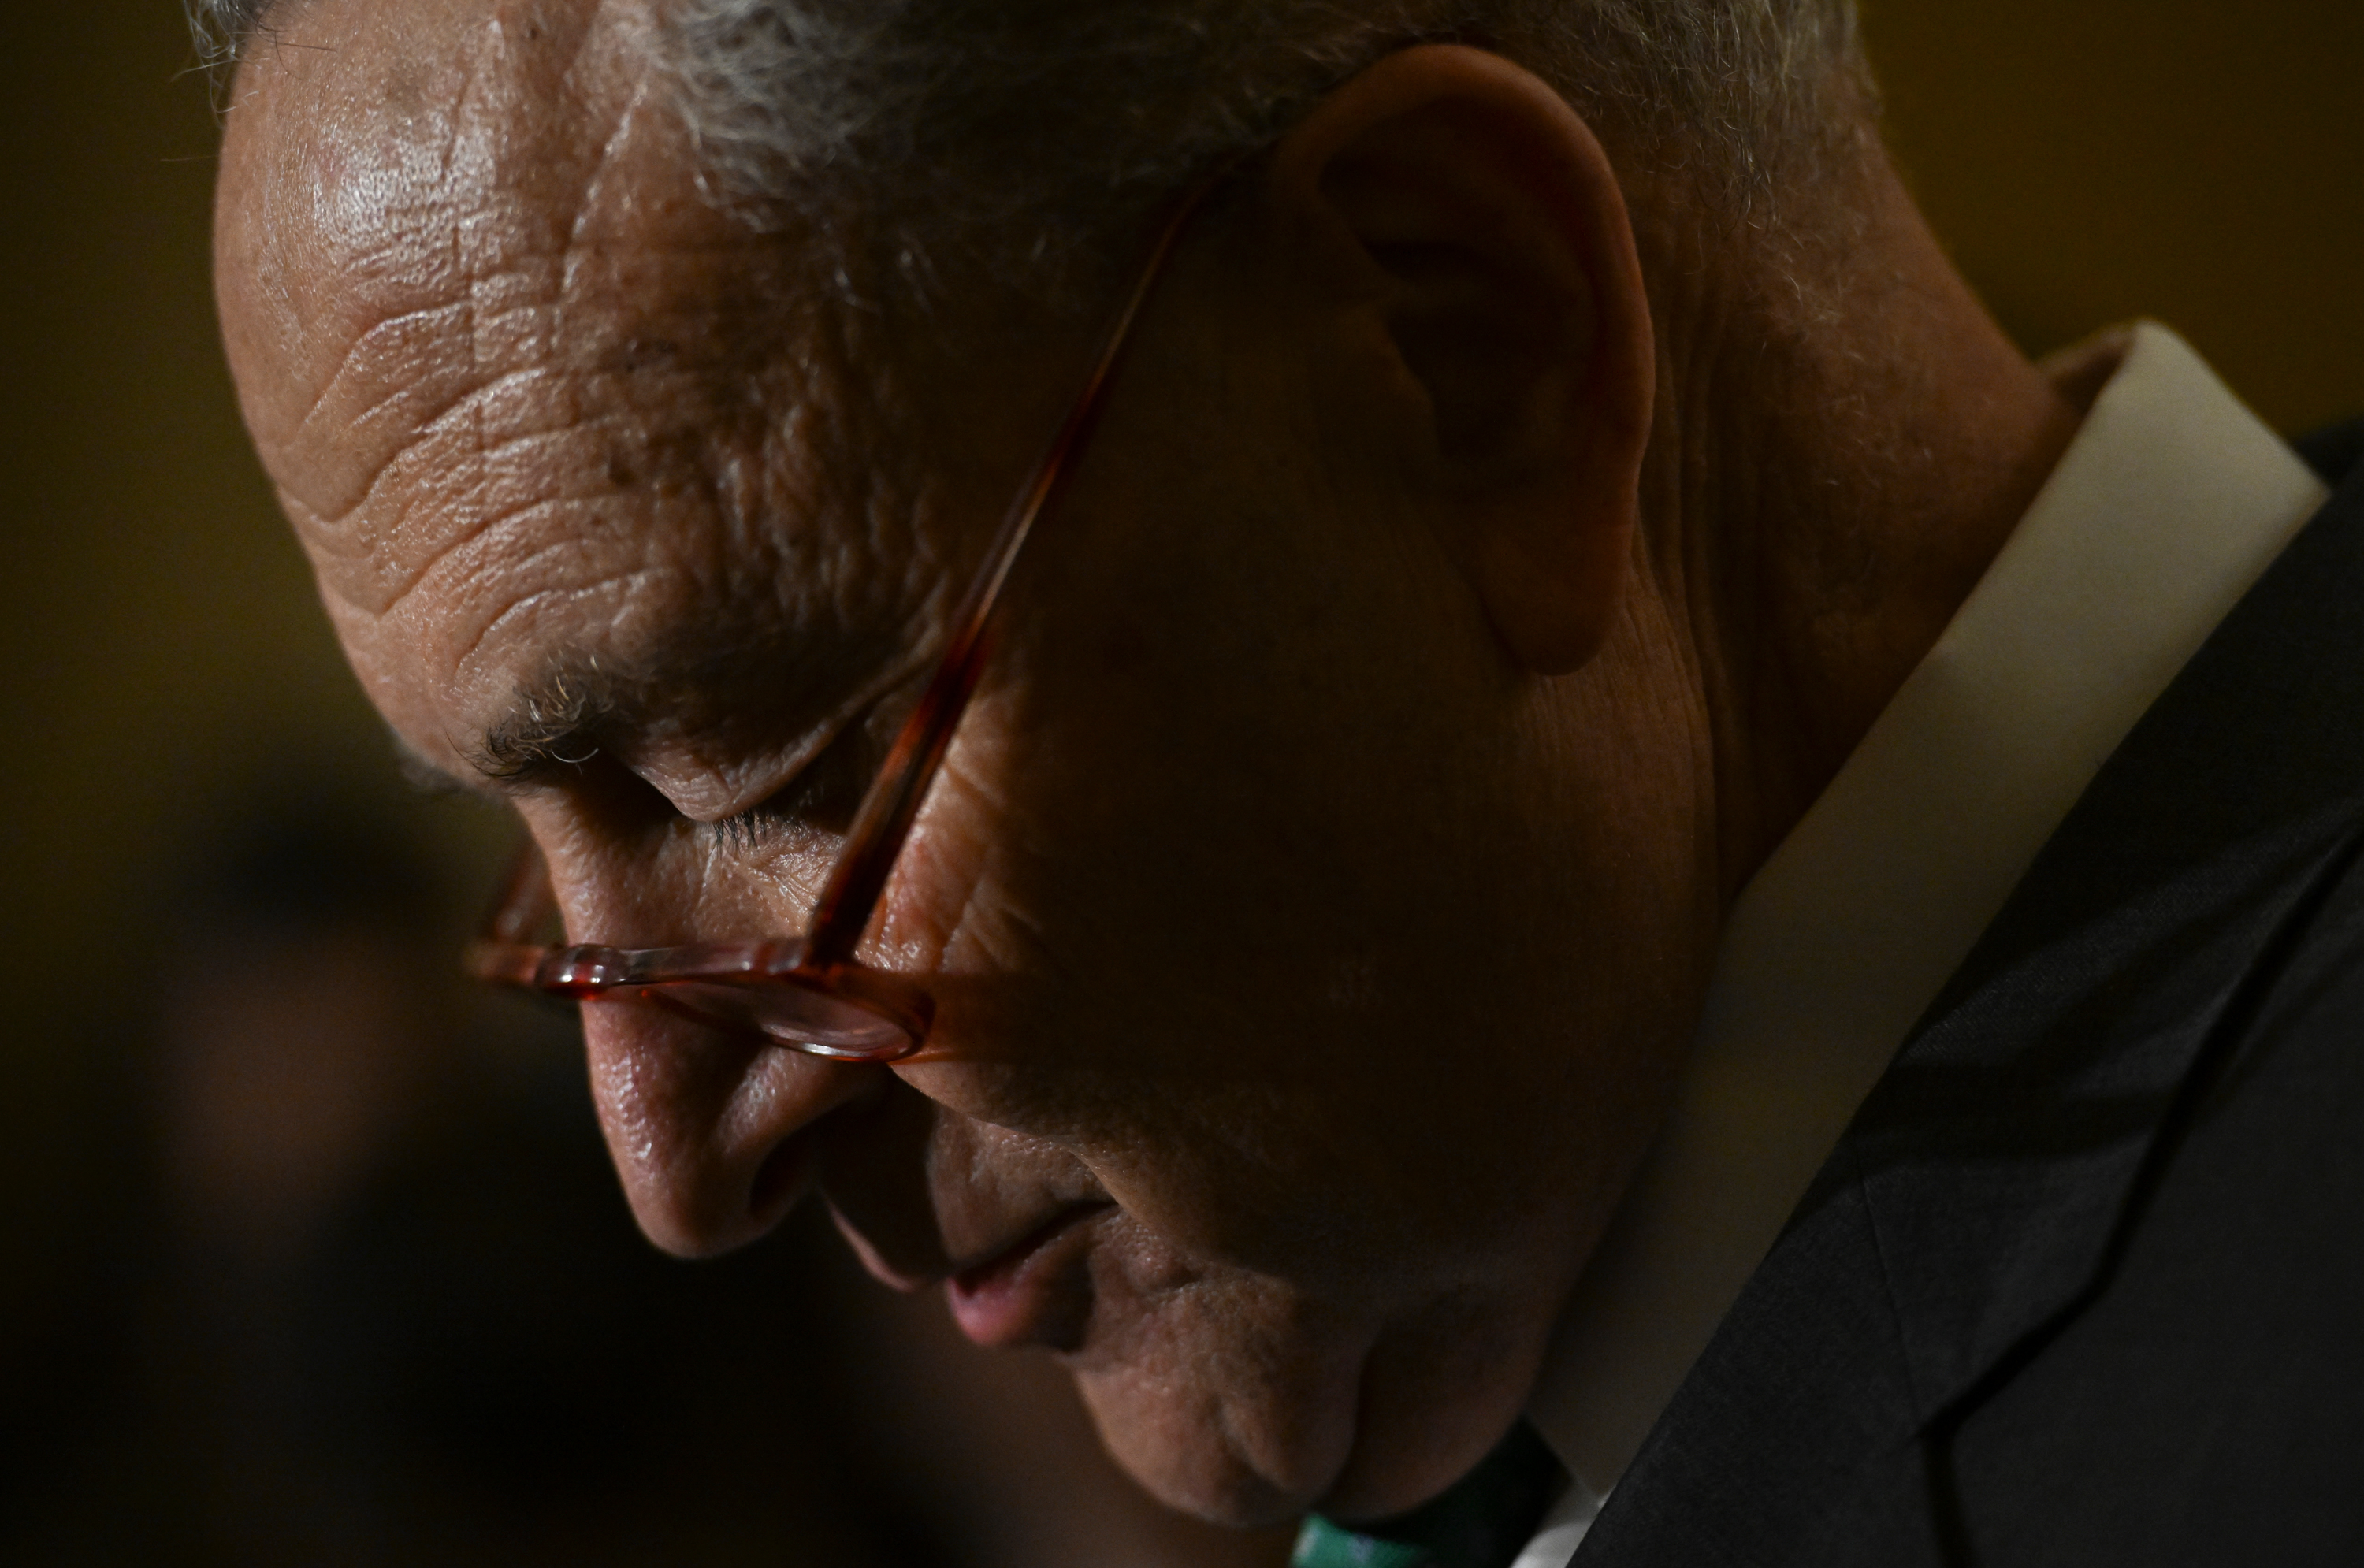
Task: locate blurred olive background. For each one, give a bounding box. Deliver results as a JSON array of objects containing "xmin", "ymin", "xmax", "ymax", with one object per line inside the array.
[{"xmin": 0, "ymin": 0, "xmax": 2358, "ymax": 1558}]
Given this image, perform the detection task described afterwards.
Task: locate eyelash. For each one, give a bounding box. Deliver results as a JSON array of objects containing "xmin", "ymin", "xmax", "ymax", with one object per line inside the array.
[
  {"xmin": 711, "ymin": 791, "xmax": 832, "ymax": 855},
  {"xmin": 710, "ymin": 813, "xmax": 781, "ymax": 853},
  {"xmin": 709, "ymin": 717, "xmax": 880, "ymax": 853}
]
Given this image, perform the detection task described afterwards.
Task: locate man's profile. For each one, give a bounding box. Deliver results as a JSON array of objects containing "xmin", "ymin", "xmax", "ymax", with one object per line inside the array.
[{"xmin": 199, "ymin": 0, "xmax": 2364, "ymax": 1562}]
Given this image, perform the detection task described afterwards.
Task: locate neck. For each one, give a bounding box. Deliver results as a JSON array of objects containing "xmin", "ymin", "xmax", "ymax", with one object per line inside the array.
[{"xmin": 1637, "ymin": 154, "xmax": 2084, "ymax": 901}]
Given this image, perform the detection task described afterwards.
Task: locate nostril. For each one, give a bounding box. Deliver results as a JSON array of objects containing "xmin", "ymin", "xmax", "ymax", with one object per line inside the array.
[
  {"xmin": 746, "ymin": 1133, "xmax": 815, "ymax": 1231},
  {"xmin": 583, "ymin": 1002, "xmax": 888, "ymax": 1257},
  {"xmin": 740, "ymin": 1059, "xmax": 897, "ymax": 1236}
]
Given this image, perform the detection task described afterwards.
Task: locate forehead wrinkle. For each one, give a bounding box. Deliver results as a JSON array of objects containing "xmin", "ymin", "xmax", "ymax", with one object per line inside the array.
[
  {"xmin": 297, "ymin": 251, "xmax": 595, "ymax": 467},
  {"xmin": 315, "ymin": 395, "xmax": 697, "ymax": 634},
  {"xmin": 307, "ymin": 497, "xmax": 644, "ymax": 696},
  {"xmin": 235, "ymin": 3, "xmax": 992, "ymax": 778},
  {"xmin": 291, "ymin": 346, "xmax": 541, "ymax": 555},
  {"xmin": 291, "ymin": 17, "xmax": 552, "ymax": 379},
  {"xmin": 437, "ymin": 546, "xmax": 666, "ymax": 683},
  {"xmin": 293, "ymin": 306, "xmax": 465, "ymax": 494},
  {"xmin": 296, "ymin": 373, "xmax": 600, "ymax": 615},
  {"xmin": 304, "ymin": 274, "xmax": 766, "ymax": 613},
  {"xmin": 298, "ymin": 239, "xmax": 740, "ymax": 490},
  {"xmin": 256, "ymin": 11, "xmax": 904, "ymax": 633},
  {"xmin": 321, "ymin": 318, "xmax": 904, "ymax": 676},
  {"xmin": 392, "ymin": 436, "xmax": 875, "ymax": 696},
  {"xmin": 294, "ymin": 222, "xmax": 833, "ymax": 619},
  {"xmin": 257, "ymin": 4, "xmax": 636, "ymax": 503}
]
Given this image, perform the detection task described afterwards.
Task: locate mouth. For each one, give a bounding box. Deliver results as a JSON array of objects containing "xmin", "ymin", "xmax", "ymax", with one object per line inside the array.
[{"xmin": 946, "ymin": 1201, "xmax": 1115, "ymax": 1351}]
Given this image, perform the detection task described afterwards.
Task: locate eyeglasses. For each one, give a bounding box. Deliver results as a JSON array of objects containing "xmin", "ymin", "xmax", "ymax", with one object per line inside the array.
[{"xmin": 466, "ymin": 172, "xmax": 1232, "ymax": 1064}]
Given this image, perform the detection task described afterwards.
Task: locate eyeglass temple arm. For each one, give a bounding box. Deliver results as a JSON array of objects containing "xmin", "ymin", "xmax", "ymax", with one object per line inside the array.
[{"xmin": 801, "ymin": 173, "xmax": 1230, "ymax": 968}]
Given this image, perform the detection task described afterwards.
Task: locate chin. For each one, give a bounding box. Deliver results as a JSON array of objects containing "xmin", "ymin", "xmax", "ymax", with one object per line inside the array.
[
  {"xmin": 1072, "ymin": 1353, "xmax": 1358, "ymax": 1529},
  {"xmin": 1069, "ymin": 1287, "xmax": 1545, "ymax": 1529}
]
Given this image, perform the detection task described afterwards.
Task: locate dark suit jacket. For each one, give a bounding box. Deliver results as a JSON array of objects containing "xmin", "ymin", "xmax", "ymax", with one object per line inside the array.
[{"xmin": 1577, "ymin": 426, "xmax": 2364, "ymax": 1566}]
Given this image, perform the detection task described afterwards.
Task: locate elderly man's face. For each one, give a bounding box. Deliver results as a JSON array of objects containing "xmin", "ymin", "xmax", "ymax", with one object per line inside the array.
[{"xmin": 216, "ymin": 0, "xmax": 1711, "ymax": 1524}]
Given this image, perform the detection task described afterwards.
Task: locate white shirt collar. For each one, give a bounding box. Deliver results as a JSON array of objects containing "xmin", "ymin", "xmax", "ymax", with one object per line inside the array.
[{"xmin": 1518, "ymin": 322, "xmax": 2330, "ymax": 1555}]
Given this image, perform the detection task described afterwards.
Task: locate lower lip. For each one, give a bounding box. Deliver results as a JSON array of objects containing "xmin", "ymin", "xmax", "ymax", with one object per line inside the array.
[{"xmin": 946, "ymin": 1205, "xmax": 1112, "ymax": 1349}]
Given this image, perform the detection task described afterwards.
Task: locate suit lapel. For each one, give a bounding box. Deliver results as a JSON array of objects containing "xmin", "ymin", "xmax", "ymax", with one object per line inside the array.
[{"xmin": 1579, "ymin": 457, "xmax": 2364, "ymax": 1566}]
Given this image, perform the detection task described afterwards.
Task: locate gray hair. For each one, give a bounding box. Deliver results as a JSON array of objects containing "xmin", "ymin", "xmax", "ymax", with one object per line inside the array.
[
  {"xmin": 185, "ymin": 0, "xmax": 276, "ymax": 65},
  {"xmin": 663, "ymin": 0, "xmax": 1874, "ymax": 305},
  {"xmin": 186, "ymin": 0, "xmax": 1873, "ymax": 308}
]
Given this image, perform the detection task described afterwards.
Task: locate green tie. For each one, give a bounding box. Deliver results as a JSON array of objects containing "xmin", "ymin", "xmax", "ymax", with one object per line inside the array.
[{"xmin": 1291, "ymin": 1422, "xmax": 1567, "ymax": 1568}]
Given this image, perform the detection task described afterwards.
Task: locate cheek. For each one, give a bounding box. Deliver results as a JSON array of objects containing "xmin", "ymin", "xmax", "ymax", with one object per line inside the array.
[
  {"xmin": 896, "ymin": 1033, "xmax": 1532, "ymax": 1337},
  {"xmin": 890, "ymin": 682, "xmax": 1605, "ymax": 1276},
  {"xmin": 979, "ymin": 542, "xmax": 1521, "ymax": 1042}
]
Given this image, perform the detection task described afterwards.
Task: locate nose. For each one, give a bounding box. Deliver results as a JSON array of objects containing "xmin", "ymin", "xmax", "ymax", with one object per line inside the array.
[
  {"xmin": 530, "ymin": 766, "xmax": 954, "ymax": 1257},
  {"xmin": 578, "ymin": 994, "xmax": 884, "ymax": 1256},
  {"xmin": 526, "ymin": 787, "xmax": 900, "ymax": 1254}
]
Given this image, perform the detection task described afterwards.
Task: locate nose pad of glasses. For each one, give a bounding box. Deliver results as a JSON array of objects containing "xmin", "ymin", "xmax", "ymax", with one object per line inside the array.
[{"xmin": 645, "ymin": 979, "xmax": 922, "ymax": 1062}]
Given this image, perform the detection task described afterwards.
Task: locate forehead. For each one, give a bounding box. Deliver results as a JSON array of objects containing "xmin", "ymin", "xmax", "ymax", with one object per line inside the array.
[{"xmin": 214, "ymin": 0, "xmax": 1004, "ymax": 782}]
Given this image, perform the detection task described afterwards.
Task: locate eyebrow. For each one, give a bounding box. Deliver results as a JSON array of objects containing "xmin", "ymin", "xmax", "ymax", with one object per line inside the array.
[
  {"xmin": 383, "ymin": 674, "xmax": 630, "ymax": 801},
  {"xmin": 470, "ymin": 663, "xmax": 625, "ymax": 786},
  {"xmin": 459, "ymin": 617, "xmax": 921, "ymax": 798}
]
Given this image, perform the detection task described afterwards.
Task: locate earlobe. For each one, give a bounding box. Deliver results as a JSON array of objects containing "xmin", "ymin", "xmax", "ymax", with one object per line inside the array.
[{"xmin": 1268, "ymin": 45, "xmax": 1655, "ymax": 675}]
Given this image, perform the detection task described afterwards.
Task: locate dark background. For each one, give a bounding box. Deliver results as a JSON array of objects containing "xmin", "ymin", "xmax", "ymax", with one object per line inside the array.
[{"xmin": 2, "ymin": 0, "xmax": 2358, "ymax": 1559}]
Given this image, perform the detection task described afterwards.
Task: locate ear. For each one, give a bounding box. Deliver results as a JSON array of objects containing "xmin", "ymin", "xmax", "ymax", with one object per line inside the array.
[{"xmin": 1267, "ymin": 45, "xmax": 1655, "ymax": 674}]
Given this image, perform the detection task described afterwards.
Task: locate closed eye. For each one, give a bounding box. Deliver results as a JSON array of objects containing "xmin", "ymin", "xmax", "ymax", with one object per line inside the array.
[{"xmin": 711, "ymin": 689, "xmax": 900, "ymax": 853}]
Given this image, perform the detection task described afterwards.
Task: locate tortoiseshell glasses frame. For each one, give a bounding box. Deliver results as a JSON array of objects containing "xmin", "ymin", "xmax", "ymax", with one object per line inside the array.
[{"xmin": 466, "ymin": 173, "xmax": 1231, "ymax": 1063}]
